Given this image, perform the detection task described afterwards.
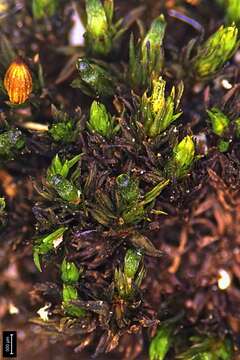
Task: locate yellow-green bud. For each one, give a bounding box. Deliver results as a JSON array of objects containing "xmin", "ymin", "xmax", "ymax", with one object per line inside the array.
[
  {"xmin": 166, "ymin": 136, "xmax": 195, "ymax": 178},
  {"xmin": 61, "ymin": 258, "xmax": 81, "ymax": 284},
  {"xmin": 207, "ymin": 108, "xmax": 230, "ymax": 136},
  {"xmin": 84, "ymin": 0, "xmax": 112, "ymax": 55},
  {"xmin": 193, "ymin": 25, "xmax": 239, "ymax": 78},
  {"xmin": 174, "ymin": 136, "xmax": 195, "ymax": 170},
  {"xmin": 86, "ymin": 0, "xmax": 108, "ymax": 37},
  {"xmin": 141, "ymin": 77, "xmax": 183, "ymax": 138},
  {"xmin": 88, "ymin": 101, "xmax": 116, "ymax": 138}
]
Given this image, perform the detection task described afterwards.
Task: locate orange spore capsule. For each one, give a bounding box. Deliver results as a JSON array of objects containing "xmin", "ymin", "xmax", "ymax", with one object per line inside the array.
[{"xmin": 4, "ymin": 57, "xmax": 33, "ymax": 105}]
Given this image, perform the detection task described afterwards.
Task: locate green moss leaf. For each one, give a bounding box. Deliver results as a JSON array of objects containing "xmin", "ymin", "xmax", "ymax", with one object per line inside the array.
[
  {"xmin": 149, "ymin": 324, "xmax": 173, "ymax": 360},
  {"xmin": 33, "ymin": 227, "xmax": 67, "ymax": 272},
  {"xmin": 124, "ymin": 249, "xmax": 142, "ymax": 280}
]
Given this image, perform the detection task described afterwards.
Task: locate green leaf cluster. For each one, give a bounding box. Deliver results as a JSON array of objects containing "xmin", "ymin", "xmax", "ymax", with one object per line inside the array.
[
  {"xmin": 90, "ymin": 174, "xmax": 169, "ymax": 226},
  {"xmin": 48, "ymin": 105, "xmax": 77, "ymax": 143},
  {"xmin": 61, "ymin": 259, "xmax": 85, "ymax": 317},
  {"xmin": 84, "ymin": 0, "xmax": 126, "ymax": 56},
  {"xmin": 0, "ymin": 129, "xmax": 25, "ymax": 158},
  {"xmin": 87, "ymin": 100, "xmax": 119, "ymax": 138},
  {"xmin": 114, "ymin": 248, "xmax": 145, "ymax": 300},
  {"xmin": 207, "ymin": 108, "xmax": 230, "ymax": 136},
  {"xmin": 141, "ymin": 77, "xmax": 184, "ymax": 138},
  {"xmin": 46, "ymin": 154, "xmax": 82, "ymax": 204},
  {"xmin": 192, "ymin": 25, "xmax": 239, "ymax": 78},
  {"xmin": 72, "ymin": 58, "xmax": 115, "ymax": 97},
  {"xmin": 165, "ymin": 136, "xmax": 195, "ymax": 179},
  {"xmin": 129, "ymin": 15, "xmax": 166, "ymax": 90}
]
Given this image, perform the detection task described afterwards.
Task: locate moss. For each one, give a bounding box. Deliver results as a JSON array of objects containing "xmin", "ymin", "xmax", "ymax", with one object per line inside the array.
[{"xmin": 0, "ymin": 0, "xmax": 239, "ymax": 358}]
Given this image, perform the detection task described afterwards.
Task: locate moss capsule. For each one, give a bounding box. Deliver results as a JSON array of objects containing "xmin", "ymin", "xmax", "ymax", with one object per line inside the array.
[{"xmin": 4, "ymin": 57, "xmax": 32, "ymax": 104}]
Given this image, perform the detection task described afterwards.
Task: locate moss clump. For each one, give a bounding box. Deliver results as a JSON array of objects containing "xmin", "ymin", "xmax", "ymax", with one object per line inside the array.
[{"xmin": 0, "ymin": 0, "xmax": 240, "ymax": 359}]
